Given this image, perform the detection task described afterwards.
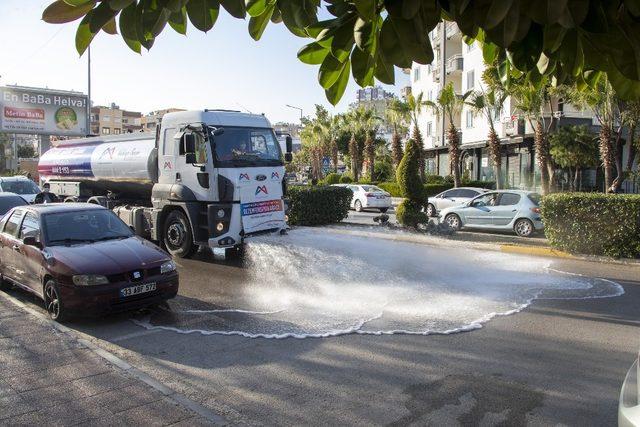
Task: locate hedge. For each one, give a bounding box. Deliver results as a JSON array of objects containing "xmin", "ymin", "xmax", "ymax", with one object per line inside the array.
[
  {"xmin": 324, "ymin": 173, "xmax": 341, "ymax": 185},
  {"xmin": 287, "ymin": 185, "xmax": 352, "ymax": 226},
  {"xmin": 541, "ymin": 193, "xmax": 640, "ymax": 258}
]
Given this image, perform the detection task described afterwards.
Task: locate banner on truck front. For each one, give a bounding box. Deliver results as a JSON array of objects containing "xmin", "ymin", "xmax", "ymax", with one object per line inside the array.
[
  {"xmin": 0, "ymin": 86, "xmax": 88, "ymax": 136},
  {"xmin": 239, "ymin": 181, "xmax": 285, "ymax": 234}
]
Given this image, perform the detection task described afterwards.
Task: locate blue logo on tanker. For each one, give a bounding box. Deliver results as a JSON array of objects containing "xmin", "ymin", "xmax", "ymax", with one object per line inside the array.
[{"xmin": 38, "ymin": 145, "xmax": 96, "ymax": 178}]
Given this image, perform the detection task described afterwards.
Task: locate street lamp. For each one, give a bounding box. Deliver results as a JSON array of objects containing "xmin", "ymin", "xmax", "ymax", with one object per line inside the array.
[{"xmin": 286, "ymin": 104, "xmax": 303, "ymax": 120}]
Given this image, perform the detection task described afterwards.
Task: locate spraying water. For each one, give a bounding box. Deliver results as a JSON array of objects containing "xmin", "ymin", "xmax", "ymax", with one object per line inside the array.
[{"xmin": 133, "ymin": 227, "xmax": 623, "ymax": 338}]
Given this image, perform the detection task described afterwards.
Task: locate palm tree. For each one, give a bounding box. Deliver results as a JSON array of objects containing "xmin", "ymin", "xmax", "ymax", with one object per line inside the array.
[
  {"xmin": 386, "ymin": 98, "xmax": 410, "ymax": 168},
  {"xmin": 407, "ymin": 92, "xmax": 426, "ymax": 181},
  {"xmin": 424, "ymin": 82, "xmax": 471, "ymax": 187},
  {"xmin": 467, "ymin": 89, "xmax": 508, "ymax": 189}
]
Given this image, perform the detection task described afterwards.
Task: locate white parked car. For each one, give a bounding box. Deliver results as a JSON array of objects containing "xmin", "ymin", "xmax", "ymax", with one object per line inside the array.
[
  {"xmin": 0, "ymin": 176, "xmax": 41, "ymax": 203},
  {"xmin": 335, "ymin": 184, "xmax": 392, "ymax": 213},
  {"xmin": 425, "ymin": 187, "xmax": 489, "ymax": 217},
  {"xmin": 619, "ymin": 354, "xmax": 640, "ymax": 426}
]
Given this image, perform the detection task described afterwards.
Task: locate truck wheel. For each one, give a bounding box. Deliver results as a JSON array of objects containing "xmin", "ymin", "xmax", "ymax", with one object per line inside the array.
[{"xmin": 163, "ymin": 210, "xmax": 197, "ymax": 258}]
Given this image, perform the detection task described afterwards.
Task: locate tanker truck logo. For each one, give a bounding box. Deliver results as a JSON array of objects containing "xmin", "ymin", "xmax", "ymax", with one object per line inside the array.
[
  {"xmin": 99, "ymin": 147, "xmax": 116, "ymax": 160},
  {"xmin": 271, "ymin": 172, "xmax": 279, "ymax": 180},
  {"xmin": 255, "ymin": 185, "xmax": 268, "ymax": 195},
  {"xmin": 163, "ymin": 160, "xmax": 173, "ymax": 170},
  {"xmin": 239, "ymin": 173, "xmax": 250, "ymax": 181}
]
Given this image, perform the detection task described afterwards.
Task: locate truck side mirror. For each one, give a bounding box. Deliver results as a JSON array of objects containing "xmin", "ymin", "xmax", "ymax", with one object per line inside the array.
[
  {"xmin": 185, "ymin": 153, "xmax": 197, "ymax": 164},
  {"xmin": 181, "ymin": 133, "xmax": 196, "ymax": 155},
  {"xmin": 285, "ymin": 135, "xmax": 293, "ymax": 153}
]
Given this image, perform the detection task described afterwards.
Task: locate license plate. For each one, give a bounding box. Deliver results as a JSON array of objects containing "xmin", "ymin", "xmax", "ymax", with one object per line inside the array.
[{"xmin": 120, "ymin": 283, "xmax": 156, "ymax": 298}]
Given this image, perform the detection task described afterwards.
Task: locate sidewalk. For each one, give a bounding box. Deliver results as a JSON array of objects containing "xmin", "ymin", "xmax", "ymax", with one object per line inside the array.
[{"xmin": 0, "ymin": 296, "xmax": 213, "ymax": 426}]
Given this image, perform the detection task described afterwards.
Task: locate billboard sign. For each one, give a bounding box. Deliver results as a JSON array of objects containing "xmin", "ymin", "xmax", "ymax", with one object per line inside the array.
[{"xmin": 0, "ymin": 86, "xmax": 88, "ymax": 136}]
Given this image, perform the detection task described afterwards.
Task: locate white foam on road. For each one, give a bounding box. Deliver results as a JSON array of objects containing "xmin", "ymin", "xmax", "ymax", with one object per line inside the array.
[{"xmin": 132, "ymin": 227, "xmax": 624, "ymax": 339}]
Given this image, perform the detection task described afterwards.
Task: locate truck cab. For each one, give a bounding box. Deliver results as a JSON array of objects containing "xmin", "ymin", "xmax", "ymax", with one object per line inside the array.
[{"xmin": 152, "ymin": 110, "xmax": 291, "ymax": 257}]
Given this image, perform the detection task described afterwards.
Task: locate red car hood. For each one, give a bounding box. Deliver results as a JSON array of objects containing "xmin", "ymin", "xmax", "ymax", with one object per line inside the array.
[{"xmin": 47, "ymin": 236, "xmax": 169, "ymax": 276}]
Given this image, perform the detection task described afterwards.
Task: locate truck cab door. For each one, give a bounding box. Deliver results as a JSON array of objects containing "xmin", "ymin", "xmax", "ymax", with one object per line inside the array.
[{"xmin": 174, "ymin": 127, "xmax": 214, "ymax": 201}]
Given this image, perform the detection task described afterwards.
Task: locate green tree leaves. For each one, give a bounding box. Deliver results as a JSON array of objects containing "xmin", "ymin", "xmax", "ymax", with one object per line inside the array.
[{"xmin": 41, "ymin": 0, "xmax": 640, "ymax": 104}]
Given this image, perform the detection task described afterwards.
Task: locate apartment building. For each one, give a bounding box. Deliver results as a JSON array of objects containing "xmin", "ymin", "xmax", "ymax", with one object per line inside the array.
[
  {"xmin": 141, "ymin": 108, "xmax": 185, "ymax": 133},
  {"xmin": 90, "ymin": 103, "xmax": 142, "ymax": 135},
  {"xmin": 410, "ymin": 23, "xmax": 600, "ymax": 190}
]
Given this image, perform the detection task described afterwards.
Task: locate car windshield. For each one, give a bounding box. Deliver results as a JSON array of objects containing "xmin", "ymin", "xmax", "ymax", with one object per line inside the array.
[
  {"xmin": 528, "ymin": 193, "xmax": 542, "ymax": 205},
  {"xmin": 43, "ymin": 209, "xmax": 133, "ymax": 245},
  {"xmin": 213, "ymin": 127, "xmax": 282, "ymax": 167},
  {"xmin": 1, "ymin": 180, "xmax": 40, "ymax": 195},
  {"xmin": 361, "ymin": 185, "xmax": 384, "ymax": 192},
  {"xmin": 0, "ymin": 196, "xmax": 27, "ymax": 215}
]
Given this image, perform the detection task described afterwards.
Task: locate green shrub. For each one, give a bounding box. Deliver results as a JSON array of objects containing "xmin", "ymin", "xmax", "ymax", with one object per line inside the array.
[
  {"xmin": 424, "ymin": 183, "xmax": 454, "ymax": 197},
  {"xmin": 396, "ymin": 139, "xmax": 424, "ymax": 201},
  {"xmin": 425, "ymin": 175, "xmax": 445, "ymax": 184},
  {"xmin": 378, "ymin": 182, "xmax": 401, "ymax": 197},
  {"xmin": 396, "ymin": 200, "xmax": 428, "ymax": 228},
  {"xmin": 339, "ymin": 175, "xmax": 353, "ymax": 184},
  {"xmin": 324, "ymin": 173, "xmax": 341, "ymax": 185},
  {"xmin": 287, "ymin": 186, "xmax": 352, "ymax": 226},
  {"xmin": 373, "ymin": 159, "xmax": 394, "ymax": 182},
  {"xmin": 541, "ymin": 193, "xmax": 640, "ymax": 258},
  {"xmin": 463, "ymin": 180, "xmax": 496, "ymax": 189}
]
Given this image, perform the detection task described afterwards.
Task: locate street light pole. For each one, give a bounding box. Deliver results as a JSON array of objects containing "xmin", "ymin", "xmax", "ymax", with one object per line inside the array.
[
  {"xmin": 87, "ymin": 45, "xmax": 91, "ymax": 136},
  {"xmin": 286, "ymin": 104, "xmax": 303, "ymax": 121}
]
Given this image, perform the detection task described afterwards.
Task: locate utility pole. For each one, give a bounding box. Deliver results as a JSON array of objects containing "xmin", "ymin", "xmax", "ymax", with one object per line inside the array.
[
  {"xmin": 87, "ymin": 45, "xmax": 91, "ymax": 136},
  {"xmin": 286, "ymin": 104, "xmax": 303, "ymax": 121},
  {"xmin": 440, "ymin": 22, "xmax": 447, "ymax": 150}
]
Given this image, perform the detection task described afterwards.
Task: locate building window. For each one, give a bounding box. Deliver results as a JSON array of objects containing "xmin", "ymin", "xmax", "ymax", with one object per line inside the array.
[
  {"xmin": 102, "ymin": 127, "xmax": 110, "ymax": 134},
  {"xmin": 466, "ymin": 70, "xmax": 475, "ymax": 90},
  {"xmin": 466, "ymin": 110, "xmax": 474, "ymax": 128},
  {"xmin": 114, "ymin": 128, "xmax": 121, "ymax": 135},
  {"xmin": 427, "ymin": 122, "xmax": 433, "ymax": 137},
  {"xmin": 427, "ymin": 90, "xmax": 433, "ymax": 101},
  {"xmin": 413, "ymin": 67, "xmax": 421, "ymax": 82}
]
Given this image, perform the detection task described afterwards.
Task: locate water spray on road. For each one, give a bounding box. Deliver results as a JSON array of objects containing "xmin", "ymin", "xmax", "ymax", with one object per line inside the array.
[{"xmin": 133, "ymin": 227, "xmax": 624, "ymax": 339}]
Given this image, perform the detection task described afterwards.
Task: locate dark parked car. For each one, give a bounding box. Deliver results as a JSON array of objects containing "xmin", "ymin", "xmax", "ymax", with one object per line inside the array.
[
  {"xmin": 0, "ymin": 193, "xmax": 28, "ymax": 216},
  {"xmin": 0, "ymin": 204, "xmax": 179, "ymax": 321}
]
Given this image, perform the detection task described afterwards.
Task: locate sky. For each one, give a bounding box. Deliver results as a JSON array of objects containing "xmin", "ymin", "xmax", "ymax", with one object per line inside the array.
[{"xmin": 0, "ymin": 1, "xmax": 409, "ymax": 124}]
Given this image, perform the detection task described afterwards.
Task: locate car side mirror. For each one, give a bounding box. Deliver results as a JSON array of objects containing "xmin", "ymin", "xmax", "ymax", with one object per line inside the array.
[
  {"xmin": 284, "ymin": 152, "xmax": 293, "ymax": 162},
  {"xmin": 285, "ymin": 136, "xmax": 293, "ymax": 154},
  {"xmin": 185, "ymin": 153, "xmax": 197, "ymax": 164},
  {"xmin": 23, "ymin": 236, "xmax": 40, "ymax": 248}
]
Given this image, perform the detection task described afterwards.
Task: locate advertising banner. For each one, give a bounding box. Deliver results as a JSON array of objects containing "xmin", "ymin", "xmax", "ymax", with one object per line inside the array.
[
  {"xmin": 0, "ymin": 86, "xmax": 88, "ymax": 136},
  {"xmin": 239, "ymin": 181, "xmax": 285, "ymax": 234}
]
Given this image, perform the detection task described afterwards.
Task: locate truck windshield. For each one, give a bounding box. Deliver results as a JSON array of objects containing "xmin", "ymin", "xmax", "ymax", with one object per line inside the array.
[{"xmin": 212, "ymin": 127, "xmax": 283, "ymax": 167}]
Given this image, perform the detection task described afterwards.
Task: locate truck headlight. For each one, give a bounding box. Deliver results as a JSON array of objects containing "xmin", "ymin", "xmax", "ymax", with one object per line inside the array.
[
  {"xmin": 216, "ymin": 222, "xmax": 225, "ymax": 232},
  {"xmin": 72, "ymin": 275, "xmax": 109, "ymax": 286},
  {"xmin": 160, "ymin": 260, "xmax": 177, "ymax": 274}
]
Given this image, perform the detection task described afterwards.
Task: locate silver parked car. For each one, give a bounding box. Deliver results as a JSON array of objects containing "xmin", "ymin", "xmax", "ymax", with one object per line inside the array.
[
  {"xmin": 0, "ymin": 176, "xmax": 40, "ymax": 204},
  {"xmin": 425, "ymin": 187, "xmax": 489, "ymax": 217},
  {"xmin": 439, "ymin": 190, "xmax": 543, "ymax": 237},
  {"xmin": 336, "ymin": 184, "xmax": 392, "ymax": 213}
]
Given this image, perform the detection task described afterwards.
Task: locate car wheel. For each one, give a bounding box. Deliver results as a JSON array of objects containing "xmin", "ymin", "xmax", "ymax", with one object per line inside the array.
[
  {"xmin": 354, "ymin": 200, "xmax": 363, "ymax": 212},
  {"xmin": 426, "ymin": 203, "xmax": 436, "ymax": 217},
  {"xmin": 514, "ymin": 218, "xmax": 534, "ymax": 237},
  {"xmin": 379, "ymin": 207, "xmax": 388, "ymax": 213},
  {"xmin": 44, "ymin": 280, "xmax": 68, "ymax": 322},
  {"xmin": 444, "ymin": 213, "xmax": 462, "ymax": 231},
  {"xmin": 163, "ymin": 210, "xmax": 197, "ymax": 258}
]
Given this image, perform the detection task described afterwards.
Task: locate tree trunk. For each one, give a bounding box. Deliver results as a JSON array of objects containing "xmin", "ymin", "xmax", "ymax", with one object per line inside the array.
[
  {"xmin": 534, "ymin": 121, "xmax": 550, "ymax": 195},
  {"xmin": 573, "ymin": 167, "xmax": 580, "ymax": 192},
  {"xmin": 627, "ymin": 125, "xmax": 637, "ymax": 172},
  {"xmin": 391, "ymin": 132, "xmax": 403, "ymax": 168},
  {"xmin": 611, "ymin": 127, "xmax": 625, "ymax": 192},
  {"xmin": 331, "ymin": 139, "xmax": 338, "ymax": 173},
  {"xmin": 412, "ymin": 126, "xmax": 425, "ymax": 182},
  {"xmin": 447, "ymin": 122, "xmax": 461, "ymax": 187},
  {"xmin": 349, "ymin": 135, "xmax": 359, "ymax": 181},
  {"xmin": 365, "ymin": 135, "xmax": 375, "ymax": 181},
  {"xmin": 599, "ymin": 125, "xmax": 614, "ymax": 192},
  {"xmin": 487, "ymin": 127, "xmax": 502, "ymax": 189}
]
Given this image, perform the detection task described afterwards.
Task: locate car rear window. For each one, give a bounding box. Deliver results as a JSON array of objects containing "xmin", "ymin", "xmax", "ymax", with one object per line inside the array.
[
  {"xmin": 361, "ymin": 185, "xmax": 384, "ymax": 192},
  {"xmin": 527, "ymin": 193, "xmax": 542, "ymax": 205},
  {"xmin": 0, "ymin": 196, "xmax": 27, "ymax": 215}
]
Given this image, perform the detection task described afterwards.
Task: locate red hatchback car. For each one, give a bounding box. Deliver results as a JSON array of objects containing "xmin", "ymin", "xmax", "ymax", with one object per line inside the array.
[{"xmin": 0, "ymin": 203, "xmax": 179, "ymax": 321}]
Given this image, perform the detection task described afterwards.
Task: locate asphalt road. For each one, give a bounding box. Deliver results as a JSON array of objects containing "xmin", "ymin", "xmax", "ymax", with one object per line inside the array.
[{"xmin": 6, "ymin": 234, "xmax": 640, "ymax": 426}]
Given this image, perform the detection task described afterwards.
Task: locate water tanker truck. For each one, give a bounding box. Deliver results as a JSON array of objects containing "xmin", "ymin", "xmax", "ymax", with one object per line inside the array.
[{"xmin": 38, "ymin": 110, "xmax": 292, "ymax": 258}]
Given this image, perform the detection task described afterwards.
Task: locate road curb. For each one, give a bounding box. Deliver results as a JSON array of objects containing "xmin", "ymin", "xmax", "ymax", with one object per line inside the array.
[
  {"xmin": 0, "ymin": 291, "xmax": 229, "ymax": 426},
  {"xmin": 499, "ymin": 244, "xmax": 575, "ymax": 259}
]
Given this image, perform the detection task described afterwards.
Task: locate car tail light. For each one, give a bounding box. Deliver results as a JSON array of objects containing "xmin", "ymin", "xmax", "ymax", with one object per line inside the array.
[
  {"xmin": 365, "ymin": 193, "xmax": 374, "ymax": 197},
  {"xmin": 530, "ymin": 207, "xmax": 541, "ymax": 214}
]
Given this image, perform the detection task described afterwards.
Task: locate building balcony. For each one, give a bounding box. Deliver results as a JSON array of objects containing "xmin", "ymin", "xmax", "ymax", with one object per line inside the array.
[
  {"xmin": 445, "ymin": 22, "xmax": 460, "ymax": 39},
  {"xmin": 446, "ymin": 54, "xmax": 464, "ymax": 75}
]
